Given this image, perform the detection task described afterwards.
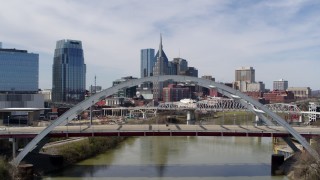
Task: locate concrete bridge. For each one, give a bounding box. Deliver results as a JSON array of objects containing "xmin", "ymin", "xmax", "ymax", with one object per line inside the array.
[{"xmin": 1, "ymin": 124, "xmax": 319, "ymax": 139}]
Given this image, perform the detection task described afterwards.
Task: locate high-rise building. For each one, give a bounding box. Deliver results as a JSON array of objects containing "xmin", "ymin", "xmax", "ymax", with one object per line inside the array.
[
  {"xmin": 186, "ymin": 67, "xmax": 198, "ymax": 77},
  {"xmin": 0, "ymin": 46, "xmax": 39, "ymax": 93},
  {"xmin": 235, "ymin": 67, "xmax": 255, "ymax": 83},
  {"xmin": 141, "ymin": 49, "xmax": 155, "ymax": 78},
  {"xmin": 172, "ymin": 58, "xmax": 188, "ymax": 75},
  {"xmin": 140, "ymin": 48, "xmax": 155, "ymax": 89},
  {"xmin": 0, "ymin": 43, "xmax": 43, "ymax": 124},
  {"xmin": 52, "ymin": 39, "xmax": 86, "ymax": 103},
  {"xmin": 234, "ymin": 67, "xmax": 259, "ymax": 92},
  {"xmin": 153, "ymin": 34, "xmax": 169, "ymax": 101},
  {"xmin": 273, "ymin": 79, "xmax": 288, "ymax": 91}
]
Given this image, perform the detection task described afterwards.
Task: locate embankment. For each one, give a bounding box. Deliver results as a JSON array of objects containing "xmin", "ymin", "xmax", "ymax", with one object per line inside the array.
[
  {"xmin": 0, "ymin": 156, "xmax": 13, "ymax": 180},
  {"xmin": 23, "ymin": 136, "xmax": 127, "ymax": 176}
]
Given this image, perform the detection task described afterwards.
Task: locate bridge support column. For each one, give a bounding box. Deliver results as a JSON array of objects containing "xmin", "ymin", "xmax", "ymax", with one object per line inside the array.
[
  {"xmin": 187, "ymin": 110, "xmax": 195, "ymax": 125},
  {"xmin": 271, "ymin": 154, "xmax": 284, "ymax": 175},
  {"xmin": 9, "ymin": 138, "xmax": 18, "ymax": 158},
  {"xmin": 299, "ymin": 115, "xmax": 302, "ymax": 123},
  {"xmin": 255, "ymin": 115, "xmax": 263, "ymax": 126}
]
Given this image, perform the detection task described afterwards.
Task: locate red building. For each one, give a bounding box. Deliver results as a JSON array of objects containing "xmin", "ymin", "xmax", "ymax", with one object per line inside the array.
[
  {"xmin": 162, "ymin": 84, "xmax": 190, "ymax": 102},
  {"xmin": 263, "ymin": 90, "xmax": 294, "ymax": 103},
  {"xmin": 244, "ymin": 91, "xmax": 268, "ymax": 104}
]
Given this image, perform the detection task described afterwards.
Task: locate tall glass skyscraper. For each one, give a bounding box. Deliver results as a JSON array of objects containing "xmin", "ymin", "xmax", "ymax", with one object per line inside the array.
[
  {"xmin": 0, "ymin": 48, "xmax": 39, "ymax": 93},
  {"xmin": 140, "ymin": 48, "xmax": 155, "ymax": 78},
  {"xmin": 52, "ymin": 39, "xmax": 86, "ymax": 103},
  {"xmin": 140, "ymin": 48, "xmax": 155, "ymax": 89}
]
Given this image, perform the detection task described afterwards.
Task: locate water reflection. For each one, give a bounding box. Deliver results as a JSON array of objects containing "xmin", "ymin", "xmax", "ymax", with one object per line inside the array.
[
  {"xmin": 46, "ymin": 137, "xmax": 287, "ymax": 180},
  {"xmin": 50, "ymin": 164, "xmax": 271, "ymax": 178}
]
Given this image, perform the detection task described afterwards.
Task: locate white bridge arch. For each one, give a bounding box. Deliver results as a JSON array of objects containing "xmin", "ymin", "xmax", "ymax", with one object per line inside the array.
[{"xmin": 11, "ymin": 75, "xmax": 319, "ymax": 166}]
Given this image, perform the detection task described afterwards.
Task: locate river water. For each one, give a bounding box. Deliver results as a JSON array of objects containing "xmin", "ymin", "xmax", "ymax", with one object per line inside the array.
[{"xmin": 44, "ymin": 136, "xmax": 288, "ymax": 180}]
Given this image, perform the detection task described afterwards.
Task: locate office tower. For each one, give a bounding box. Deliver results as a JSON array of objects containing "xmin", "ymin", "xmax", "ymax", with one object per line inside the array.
[
  {"xmin": 235, "ymin": 67, "xmax": 255, "ymax": 83},
  {"xmin": 52, "ymin": 39, "xmax": 86, "ymax": 103},
  {"xmin": 0, "ymin": 43, "xmax": 43, "ymax": 120},
  {"xmin": 172, "ymin": 58, "xmax": 188, "ymax": 75},
  {"xmin": 153, "ymin": 34, "xmax": 169, "ymax": 101},
  {"xmin": 234, "ymin": 67, "xmax": 256, "ymax": 92},
  {"xmin": 0, "ymin": 42, "xmax": 2, "ymax": 48},
  {"xmin": 140, "ymin": 48, "xmax": 155, "ymax": 89},
  {"xmin": 141, "ymin": 49, "xmax": 155, "ymax": 78},
  {"xmin": 0, "ymin": 46, "xmax": 39, "ymax": 93},
  {"xmin": 273, "ymin": 79, "xmax": 288, "ymax": 91},
  {"xmin": 186, "ymin": 67, "xmax": 198, "ymax": 77}
]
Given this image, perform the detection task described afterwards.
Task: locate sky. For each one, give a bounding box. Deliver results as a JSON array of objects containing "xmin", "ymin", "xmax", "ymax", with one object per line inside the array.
[{"xmin": 1, "ymin": 0, "xmax": 320, "ymax": 90}]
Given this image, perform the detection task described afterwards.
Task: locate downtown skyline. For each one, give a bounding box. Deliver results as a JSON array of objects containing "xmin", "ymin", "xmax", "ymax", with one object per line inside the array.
[{"xmin": 1, "ymin": 1, "xmax": 320, "ymax": 90}]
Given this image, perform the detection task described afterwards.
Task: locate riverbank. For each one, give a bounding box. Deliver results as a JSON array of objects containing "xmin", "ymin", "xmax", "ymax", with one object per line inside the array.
[
  {"xmin": 0, "ymin": 156, "xmax": 13, "ymax": 180},
  {"xmin": 52, "ymin": 136, "xmax": 127, "ymax": 165},
  {"xmin": 22, "ymin": 136, "xmax": 127, "ymax": 177}
]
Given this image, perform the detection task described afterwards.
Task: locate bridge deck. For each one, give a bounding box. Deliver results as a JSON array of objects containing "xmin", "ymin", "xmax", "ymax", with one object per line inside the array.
[{"xmin": 0, "ymin": 125, "xmax": 319, "ymax": 138}]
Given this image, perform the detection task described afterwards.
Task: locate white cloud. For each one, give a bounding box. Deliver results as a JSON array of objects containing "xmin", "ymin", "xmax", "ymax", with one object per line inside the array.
[{"xmin": 0, "ymin": 0, "xmax": 320, "ymax": 90}]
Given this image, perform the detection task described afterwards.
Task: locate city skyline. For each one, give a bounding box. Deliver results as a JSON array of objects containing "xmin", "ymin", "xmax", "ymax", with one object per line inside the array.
[{"xmin": 1, "ymin": 1, "xmax": 320, "ymax": 90}]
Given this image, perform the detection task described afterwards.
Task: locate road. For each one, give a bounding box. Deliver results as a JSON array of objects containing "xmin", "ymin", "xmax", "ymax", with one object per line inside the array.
[{"xmin": 0, "ymin": 124, "xmax": 319, "ymax": 138}]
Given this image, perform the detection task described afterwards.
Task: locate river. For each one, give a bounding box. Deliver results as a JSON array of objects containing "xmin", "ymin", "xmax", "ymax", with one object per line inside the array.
[{"xmin": 44, "ymin": 136, "xmax": 288, "ymax": 180}]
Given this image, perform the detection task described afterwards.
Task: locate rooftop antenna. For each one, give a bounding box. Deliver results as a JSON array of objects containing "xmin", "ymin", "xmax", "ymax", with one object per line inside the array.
[{"xmin": 94, "ymin": 75, "xmax": 96, "ymax": 94}]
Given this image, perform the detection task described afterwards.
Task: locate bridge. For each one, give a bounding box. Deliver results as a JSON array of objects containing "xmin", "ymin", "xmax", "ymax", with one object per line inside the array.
[
  {"xmin": 9, "ymin": 75, "xmax": 320, "ymax": 166},
  {"xmin": 1, "ymin": 124, "xmax": 320, "ymax": 139},
  {"xmin": 102, "ymin": 98, "xmax": 317, "ymax": 120}
]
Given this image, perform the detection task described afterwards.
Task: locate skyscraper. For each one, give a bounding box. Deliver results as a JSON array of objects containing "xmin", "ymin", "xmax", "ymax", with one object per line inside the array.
[
  {"xmin": 140, "ymin": 48, "xmax": 155, "ymax": 89},
  {"xmin": 0, "ymin": 46, "xmax": 39, "ymax": 93},
  {"xmin": 153, "ymin": 34, "xmax": 169, "ymax": 101},
  {"xmin": 141, "ymin": 48, "xmax": 155, "ymax": 78},
  {"xmin": 52, "ymin": 39, "xmax": 86, "ymax": 103},
  {"xmin": 0, "ymin": 43, "xmax": 43, "ymax": 113}
]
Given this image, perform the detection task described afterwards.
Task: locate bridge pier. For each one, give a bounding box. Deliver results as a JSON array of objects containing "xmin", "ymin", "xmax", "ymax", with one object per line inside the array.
[
  {"xmin": 9, "ymin": 138, "xmax": 18, "ymax": 158},
  {"xmin": 271, "ymin": 154, "xmax": 284, "ymax": 175},
  {"xmin": 187, "ymin": 110, "xmax": 195, "ymax": 125},
  {"xmin": 255, "ymin": 115, "xmax": 263, "ymax": 126}
]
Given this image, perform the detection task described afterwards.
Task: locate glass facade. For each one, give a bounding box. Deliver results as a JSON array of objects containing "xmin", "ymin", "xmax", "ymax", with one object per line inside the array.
[
  {"xmin": 52, "ymin": 39, "xmax": 86, "ymax": 103},
  {"xmin": 140, "ymin": 49, "xmax": 155, "ymax": 78},
  {"xmin": 0, "ymin": 49, "xmax": 39, "ymax": 93}
]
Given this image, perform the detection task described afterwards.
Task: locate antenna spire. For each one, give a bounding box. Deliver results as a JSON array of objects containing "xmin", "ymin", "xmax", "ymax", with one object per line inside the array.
[{"xmin": 159, "ymin": 33, "xmax": 163, "ymax": 57}]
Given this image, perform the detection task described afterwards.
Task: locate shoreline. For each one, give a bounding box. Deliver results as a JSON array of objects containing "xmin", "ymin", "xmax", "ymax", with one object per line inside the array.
[{"xmin": 22, "ymin": 136, "xmax": 128, "ymax": 178}]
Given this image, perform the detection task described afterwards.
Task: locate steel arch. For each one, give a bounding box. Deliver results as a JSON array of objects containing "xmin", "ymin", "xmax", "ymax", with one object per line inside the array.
[{"xmin": 11, "ymin": 75, "xmax": 319, "ymax": 166}]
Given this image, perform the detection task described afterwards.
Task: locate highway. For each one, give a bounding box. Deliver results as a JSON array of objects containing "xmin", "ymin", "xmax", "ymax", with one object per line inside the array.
[{"xmin": 0, "ymin": 124, "xmax": 319, "ymax": 138}]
